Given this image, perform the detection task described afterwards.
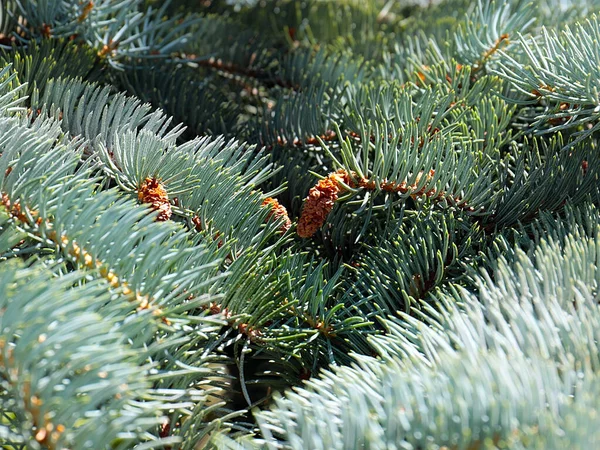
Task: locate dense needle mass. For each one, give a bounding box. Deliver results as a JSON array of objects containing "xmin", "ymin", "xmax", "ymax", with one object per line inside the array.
[{"xmin": 0, "ymin": 1, "xmax": 599, "ymax": 449}]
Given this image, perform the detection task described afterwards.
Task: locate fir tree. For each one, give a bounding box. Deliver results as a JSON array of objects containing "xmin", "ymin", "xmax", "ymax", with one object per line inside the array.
[{"xmin": 0, "ymin": 0, "xmax": 600, "ymax": 449}]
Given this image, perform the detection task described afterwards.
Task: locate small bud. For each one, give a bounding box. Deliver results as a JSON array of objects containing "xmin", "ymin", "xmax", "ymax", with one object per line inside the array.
[
  {"xmin": 297, "ymin": 170, "xmax": 351, "ymax": 238},
  {"xmin": 138, "ymin": 177, "xmax": 172, "ymax": 221},
  {"xmin": 262, "ymin": 197, "xmax": 292, "ymax": 233}
]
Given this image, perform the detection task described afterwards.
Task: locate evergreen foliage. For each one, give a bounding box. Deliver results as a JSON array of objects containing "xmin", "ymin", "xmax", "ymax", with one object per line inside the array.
[{"xmin": 0, "ymin": 0, "xmax": 600, "ymax": 449}]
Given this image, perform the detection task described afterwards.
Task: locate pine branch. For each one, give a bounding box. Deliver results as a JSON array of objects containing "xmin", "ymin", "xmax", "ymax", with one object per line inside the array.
[
  {"xmin": 0, "ymin": 260, "xmax": 164, "ymax": 448},
  {"xmin": 4, "ymin": 1, "xmax": 600, "ymax": 447},
  {"xmin": 193, "ymin": 55, "xmax": 295, "ymax": 89},
  {"xmin": 12, "ymin": 0, "xmax": 204, "ymax": 69},
  {"xmin": 454, "ymin": 0, "xmax": 535, "ymax": 70},
  {"xmin": 481, "ymin": 134, "xmax": 600, "ymax": 229},
  {"xmin": 295, "ymin": 126, "xmax": 488, "ymax": 238},
  {"xmin": 349, "ymin": 211, "xmax": 483, "ymax": 315},
  {"xmin": 0, "ymin": 188, "xmax": 167, "ymax": 320},
  {"xmin": 250, "ymin": 213, "xmax": 600, "ymax": 449},
  {"xmin": 493, "ymin": 15, "xmax": 600, "ymax": 146},
  {"xmin": 0, "ymin": 114, "xmax": 225, "ymax": 327}
]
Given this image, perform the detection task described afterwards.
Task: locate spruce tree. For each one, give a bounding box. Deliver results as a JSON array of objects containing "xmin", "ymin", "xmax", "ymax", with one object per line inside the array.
[{"xmin": 0, "ymin": 0, "xmax": 599, "ymax": 448}]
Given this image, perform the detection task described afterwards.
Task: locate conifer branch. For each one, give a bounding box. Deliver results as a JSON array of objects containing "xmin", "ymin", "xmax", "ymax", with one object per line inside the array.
[
  {"xmin": 0, "ymin": 342, "xmax": 64, "ymax": 449},
  {"xmin": 0, "ymin": 262, "xmax": 165, "ymax": 448},
  {"xmin": 188, "ymin": 54, "xmax": 296, "ymax": 90},
  {"xmin": 297, "ymin": 169, "xmax": 477, "ymax": 238},
  {"xmin": 253, "ymin": 223, "xmax": 600, "ymax": 449},
  {"xmin": 472, "ymin": 32, "xmax": 510, "ymax": 73},
  {"xmin": 0, "ymin": 189, "xmax": 167, "ymax": 321},
  {"xmin": 4, "ymin": 1, "xmax": 600, "ymax": 447}
]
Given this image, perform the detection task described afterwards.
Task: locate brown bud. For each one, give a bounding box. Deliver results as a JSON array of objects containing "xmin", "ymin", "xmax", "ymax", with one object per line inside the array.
[{"xmin": 138, "ymin": 177, "xmax": 172, "ymax": 221}]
